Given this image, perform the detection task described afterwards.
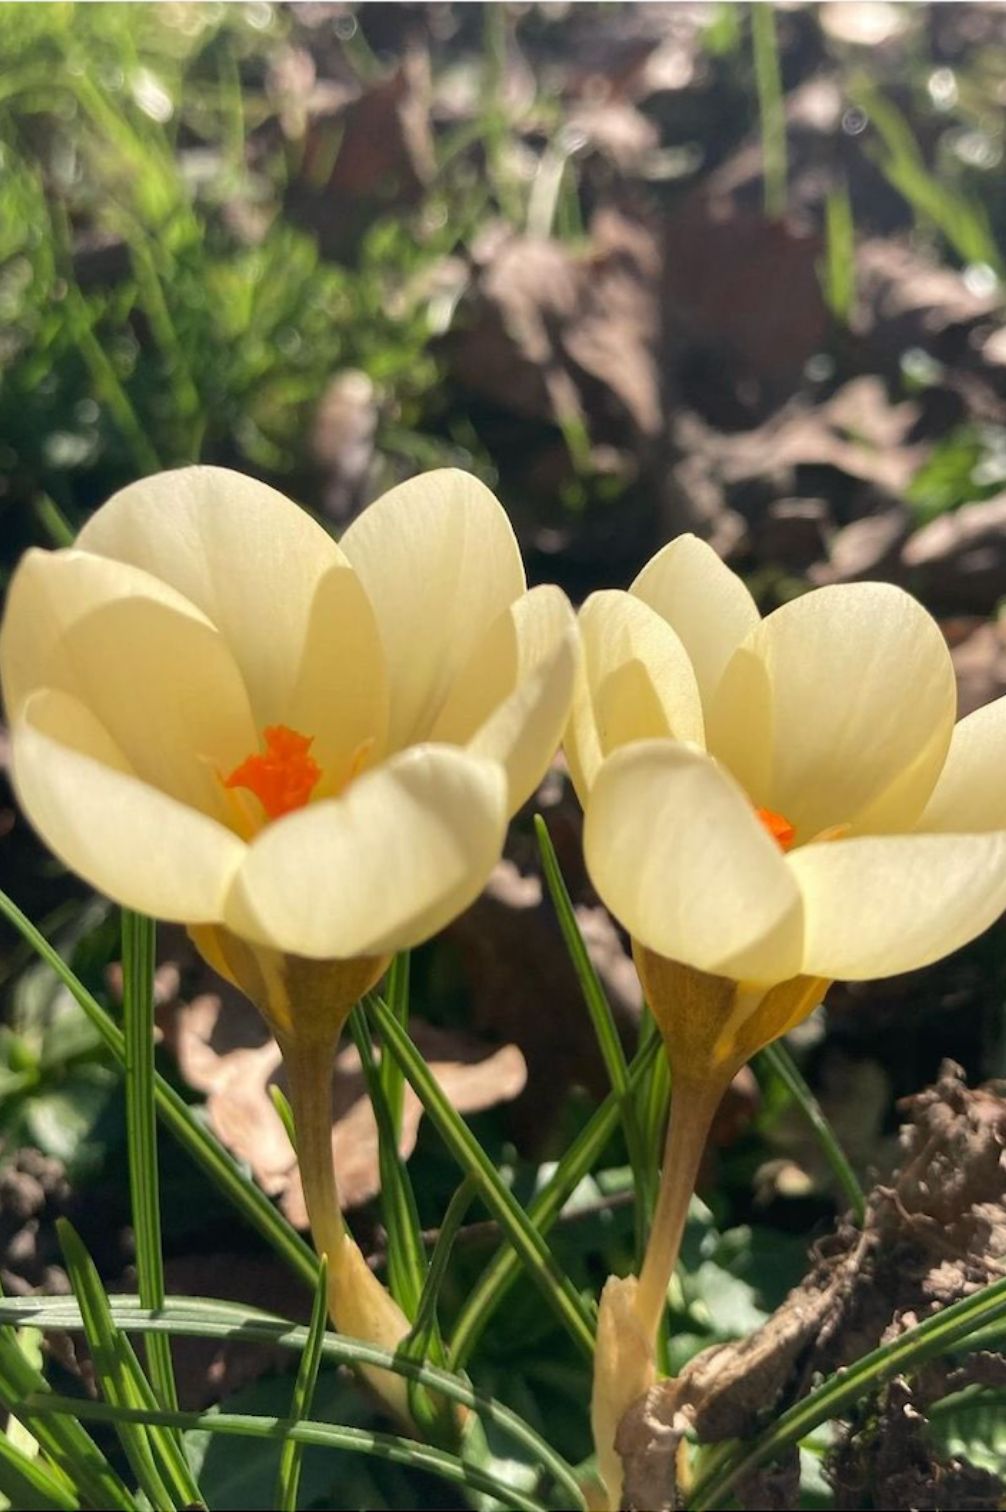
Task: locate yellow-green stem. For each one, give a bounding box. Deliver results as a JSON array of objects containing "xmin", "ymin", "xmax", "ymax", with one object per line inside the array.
[{"xmin": 633, "ymin": 1078, "xmax": 725, "ymax": 1349}]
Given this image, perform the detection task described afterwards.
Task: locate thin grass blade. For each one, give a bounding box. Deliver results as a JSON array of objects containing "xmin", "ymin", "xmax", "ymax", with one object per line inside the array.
[{"xmin": 273, "ymin": 1258, "xmax": 328, "ymax": 1512}]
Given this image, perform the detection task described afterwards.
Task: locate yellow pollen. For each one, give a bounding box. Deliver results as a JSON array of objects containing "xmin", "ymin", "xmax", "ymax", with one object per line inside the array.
[
  {"xmin": 225, "ymin": 725, "xmax": 321, "ymax": 821},
  {"xmin": 756, "ymin": 806, "xmax": 796, "ymax": 852}
]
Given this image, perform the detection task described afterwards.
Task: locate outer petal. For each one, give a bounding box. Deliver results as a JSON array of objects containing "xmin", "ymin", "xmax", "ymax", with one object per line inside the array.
[
  {"xmin": 11, "ymin": 690, "xmax": 245, "ymax": 921},
  {"xmin": 566, "ymin": 591, "xmax": 704, "ymax": 803},
  {"xmin": 429, "ymin": 585, "xmax": 578, "ymax": 814},
  {"xmin": 0, "ymin": 547, "xmax": 257, "ymax": 817},
  {"xmin": 224, "ymin": 745, "xmax": 508, "ymax": 959},
  {"xmin": 339, "ymin": 470, "xmax": 526, "ymax": 750},
  {"xmin": 76, "ymin": 466, "xmax": 346, "ymax": 728},
  {"xmin": 791, "ymin": 832, "xmax": 1006, "ymax": 980},
  {"xmin": 708, "ymin": 583, "xmax": 957, "ymax": 840},
  {"xmin": 583, "ymin": 741, "xmax": 803, "ymax": 983},
  {"xmin": 630, "ymin": 533, "xmax": 760, "ymax": 714},
  {"xmin": 917, "ymin": 696, "xmax": 1006, "ymax": 833}
]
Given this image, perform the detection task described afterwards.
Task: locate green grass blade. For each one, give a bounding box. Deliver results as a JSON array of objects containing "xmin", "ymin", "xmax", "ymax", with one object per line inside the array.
[
  {"xmin": 756, "ymin": 1040, "xmax": 866, "ymax": 1223},
  {"xmin": 0, "ymin": 1315, "xmax": 135, "ymax": 1510},
  {"xmin": 365, "ymin": 991, "xmax": 596, "ymax": 1360},
  {"xmin": 380, "ymin": 953, "xmax": 410, "ymax": 1138},
  {"xmin": 58, "ymin": 1222, "xmax": 203, "ymax": 1510},
  {"xmin": 535, "ymin": 813, "xmax": 650, "ymax": 1250},
  {"xmin": 402, "ymin": 1176, "xmax": 476, "ymax": 1435},
  {"xmin": 448, "ymin": 1034, "xmax": 660, "ymax": 1369},
  {"xmin": 121, "ymin": 910, "xmax": 178, "ymax": 1413},
  {"xmin": 0, "ymin": 888, "xmax": 317, "ymax": 1290},
  {"xmin": 347, "ymin": 1004, "xmax": 428, "ymax": 1322},
  {"xmin": 25, "ymin": 1398, "xmax": 550, "ymax": 1512},
  {"xmin": 0, "ymin": 1295, "xmax": 586, "ymax": 1511},
  {"xmin": 273, "ymin": 1258, "xmax": 328, "ymax": 1512},
  {"xmin": 822, "ymin": 182, "xmax": 856, "ymax": 322},
  {"xmin": 0, "ymin": 1433, "xmax": 79, "ymax": 1512},
  {"xmin": 686, "ymin": 1272, "xmax": 1006, "ymax": 1510},
  {"xmin": 751, "ymin": 2, "xmax": 788, "ymax": 220},
  {"xmin": 56, "ymin": 1222, "xmax": 180, "ymax": 1509}
]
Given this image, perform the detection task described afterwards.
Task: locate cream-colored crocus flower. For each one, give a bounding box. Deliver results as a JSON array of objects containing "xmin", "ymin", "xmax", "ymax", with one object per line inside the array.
[
  {"xmin": 1, "ymin": 464, "xmax": 578, "ymax": 1420},
  {"xmin": 570, "ymin": 535, "xmax": 1006, "ymax": 1505}
]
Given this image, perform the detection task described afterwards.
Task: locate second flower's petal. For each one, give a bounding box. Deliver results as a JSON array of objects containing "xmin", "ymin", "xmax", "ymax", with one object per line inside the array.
[
  {"xmin": 76, "ymin": 466, "xmax": 345, "ymax": 727},
  {"xmin": 708, "ymin": 583, "xmax": 957, "ymax": 840},
  {"xmin": 630, "ymin": 533, "xmax": 760, "ymax": 714},
  {"xmin": 339, "ymin": 470, "xmax": 526, "ymax": 750},
  {"xmin": 12, "ymin": 690, "xmax": 245, "ymax": 921},
  {"xmin": 566, "ymin": 591, "xmax": 704, "ymax": 803},
  {"xmin": 791, "ymin": 832, "xmax": 1006, "ymax": 980},
  {"xmin": 430, "ymin": 585, "xmax": 578, "ymax": 813},
  {"xmin": 584, "ymin": 741, "xmax": 803, "ymax": 983},
  {"xmin": 917, "ymin": 696, "xmax": 1006, "ymax": 833},
  {"xmin": 224, "ymin": 745, "xmax": 508, "ymax": 959}
]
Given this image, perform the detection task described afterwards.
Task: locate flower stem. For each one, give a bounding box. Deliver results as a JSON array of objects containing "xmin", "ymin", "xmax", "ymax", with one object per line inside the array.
[{"xmin": 633, "ymin": 1079, "xmax": 724, "ymax": 1349}]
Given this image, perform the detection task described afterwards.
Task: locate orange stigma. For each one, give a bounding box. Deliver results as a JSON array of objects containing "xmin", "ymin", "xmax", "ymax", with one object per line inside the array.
[
  {"xmin": 756, "ymin": 806, "xmax": 796, "ymax": 851},
  {"xmin": 225, "ymin": 725, "xmax": 321, "ymax": 821}
]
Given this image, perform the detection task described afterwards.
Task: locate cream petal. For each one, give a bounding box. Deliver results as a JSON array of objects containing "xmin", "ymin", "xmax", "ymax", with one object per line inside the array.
[
  {"xmin": 565, "ymin": 591, "xmax": 704, "ymax": 803},
  {"xmin": 918, "ymin": 696, "xmax": 1006, "ymax": 833},
  {"xmin": 630, "ymin": 533, "xmax": 760, "ymax": 713},
  {"xmin": 224, "ymin": 745, "xmax": 508, "ymax": 959},
  {"xmin": 429, "ymin": 585, "xmax": 578, "ymax": 814},
  {"xmin": 11, "ymin": 690, "xmax": 245, "ymax": 921},
  {"xmin": 339, "ymin": 470, "xmax": 526, "ymax": 750},
  {"xmin": 0, "ymin": 547, "xmax": 258, "ymax": 817},
  {"xmin": 583, "ymin": 741, "xmax": 803, "ymax": 983},
  {"xmin": 790, "ymin": 832, "xmax": 1006, "ymax": 980},
  {"xmin": 285, "ymin": 563, "xmax": 390, "ymax": 792},
  {"xmin": 76, "ymin": 466, "xmax": 345, "ymax": 727},
  {"xmin": 707, "ymin": 583, "xmax": 957, "ymax": 840}
]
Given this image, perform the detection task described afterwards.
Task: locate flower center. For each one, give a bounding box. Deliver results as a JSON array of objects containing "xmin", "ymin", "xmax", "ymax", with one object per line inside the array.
[
  {"xmin": 225, "ymin": 725, "xmax": 322, "ymax": 820},
  {"xmin": 755, "ymin": 806, "xmax": 796, "ymax": 851}
]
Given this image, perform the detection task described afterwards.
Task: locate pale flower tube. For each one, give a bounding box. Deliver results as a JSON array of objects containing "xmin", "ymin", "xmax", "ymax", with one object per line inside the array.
[
  {"xmin": 1, "ymin": 465, "xmax": 579, "ymax": 1419},
  {"xmin": 569, "ymin": 535, "xmax": 1006, "ymax": 1502}
]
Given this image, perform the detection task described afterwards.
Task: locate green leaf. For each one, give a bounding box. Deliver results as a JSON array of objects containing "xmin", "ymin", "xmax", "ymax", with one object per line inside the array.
[
  {"xmin": 273, "ymin": 1258, "xmax": 328, "ymax": 1512},
  {"xmin": 927, "ymin": 1386, "xmax": 1006, "ymax": 1477},
  {"xmin": 401, "ymin": 1176, "xmax": 477, "ymax": 1438},
  {"xmin": 57, "ymin": 1221, "xmax": 202, "ymax": 1510},
  {"xmin": 379, "ymin": 952, "xmax": 410, "ymax": 1139},
  {"xmin": 364, "ymin": 990, "xmax": 596, "ymax": 1361},
  {"xmin": 121, "ymin": 910, "xmax": 178, "ymax": 1413},
  {"xmin": 0, "ymin": 889, "xmax": 317, "ymax": 1291},
  {"xmin": 0, "ymin": 1432, "xmax": 79, "ymax": 1512}
]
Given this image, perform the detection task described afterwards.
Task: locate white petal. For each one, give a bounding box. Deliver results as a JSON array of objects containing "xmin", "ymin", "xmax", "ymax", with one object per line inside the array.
[
  {"xmin": 11, "ymin": 690, "xmax": 244, "ymax": 921},
  {"xmin": 76, "ymin": 466, "xmax": 345, "ymax": 728},
  {"xmin": 584, "ymin": 741, "xmax": 803, "ymax": 983},
  {"xmin": 566, "ymin": 591, "xmax": 704, "ymax": 803},
  {"xmin": 340, "ymin": 470, "xmax": 526, "ymax": 749},
  {"xmin": 918, "ymin": 696, "xmax": 1006, "ymax": 833},
  {"xmin": 708, "ymin": 583, "xmax": 957, "ymax": 840},
  {"xmin": 430, "ymin": 585, "xmax": 578, "ymax": 813},
  {"xmin": 0, "ymin": 547, "xmax": 257, "ymax": 817},
  {"xmin": 791, "ymin": 832, "xmax": 1006, "ymax": 980},
  {"xmin": 224, "ymin": 745, "xmax": 508, "ymax": 959},
  {"xmin": 630, "ymin": 534, "xmax": 760, "ymax": 713}
]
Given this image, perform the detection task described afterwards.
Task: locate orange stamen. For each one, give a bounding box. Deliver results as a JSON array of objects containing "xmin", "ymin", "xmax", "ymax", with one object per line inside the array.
[
  {"xmin": 225, "ymin": 725, "xmax": 322, "ymax": 821},
  {"xmin": 756, "ymin": 806, "xmax": 796, "ymax": 852}
]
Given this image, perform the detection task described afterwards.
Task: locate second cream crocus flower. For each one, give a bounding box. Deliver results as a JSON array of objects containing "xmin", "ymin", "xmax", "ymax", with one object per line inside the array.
[
  {"xmin": 1, "ymin": 464, "xmax": 578, "ymax": 1417},
  {"xmin": 569, "ymin": 535, "xmax": 1006, "ymax": 1503}
]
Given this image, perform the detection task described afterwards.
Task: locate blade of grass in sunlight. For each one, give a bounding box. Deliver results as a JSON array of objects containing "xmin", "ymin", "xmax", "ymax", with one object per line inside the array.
[
  {"xmin": 0, "ymin": 889, "xmax": 318, "ymax": 1291},
  {"xmin": 687, "ymin": 1271, "xmax": 1006, "ymax": 1510},
  {"xmin": 448, "ymin": 1034, "xmax": 660, "ymax": 1370},
  {"xmin": 401, "ymin": 1175, "xmax": 477, "ymax": 1435},
  {"xmin": 756, "ymin": 1039, "xmax": 867, "ymax": 1223},
  {"xmin": 57, "ymin": 1223, "xmax": 202, "ymax": 1511},
  {"xmin": 0, "ymin": 1295, "xmax": 588, "ymax": 1512},
  {"xmin": 25, "ymin": 1398, "xmax": 550, "ymax": 1512},
  {"xmin": 822, "ymin": 181, "xmax": 856, "ymax": 322},
  {"xmin": 121, "ymin": 911, "xmax": 178, "ymax": 1413},
  {"xmin": 348, "ymin": 1004, "xmax": 429, "ymax": 1324},
  {"xmin": 364, "ymin": 991, "xmax": 596, "ymax": 1360},
  {"xmin": 379, "ymin": 952, "xmax": 410, "ymax": 1139},
  {"xmin": 0, "ymin": 1301, "xmax": 135, "ymax": 1510},
  {"xmin": 0, "ymin": 1433, "xmax": 79, "ymax": 1512},
  {"xmin": 273, "ymin": 1258, "xmax": 328, "ymax": 1512},
  {"xmin": 751, "ymin": 2, "xmax": 788, "ymax": 221}
]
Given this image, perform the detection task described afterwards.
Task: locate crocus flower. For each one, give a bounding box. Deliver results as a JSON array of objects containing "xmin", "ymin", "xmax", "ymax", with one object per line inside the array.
[
  {"xmin": 570, "ymin": 535, "xmax": 1006, "ymax": 1503},
  {"xmin": 1, "ymin": 464, "xmax": 578, "ymax": 1418}
]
